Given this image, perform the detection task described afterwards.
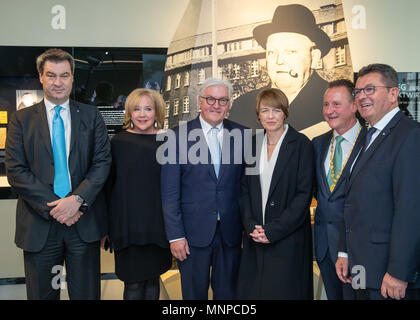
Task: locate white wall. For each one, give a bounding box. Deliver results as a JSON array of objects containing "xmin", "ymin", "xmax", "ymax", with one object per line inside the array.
[
  {"xmin": 343, "ymin": 0, "xmax": 420, "ymax": 72},
  {"xmin": 0, "ymin": 0, "xmax": 189, "ymax": 47}
]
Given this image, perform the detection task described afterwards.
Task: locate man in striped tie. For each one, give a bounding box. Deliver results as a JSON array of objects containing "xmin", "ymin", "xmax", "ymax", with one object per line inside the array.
[{"xmin": 5, "ymin": 48, "xmax": 111, "ymax": 300}]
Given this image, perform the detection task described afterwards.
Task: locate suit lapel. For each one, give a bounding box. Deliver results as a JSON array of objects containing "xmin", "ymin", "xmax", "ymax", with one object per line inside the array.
[
  {"xmin": 191, "ymin": 117, "xmax": 218, "ymax": 182},
  {"xmin": 330, "ymin": 125, "xmax": 366, "ymax": 195},
  {"xmin": 217, "ymin": 119, "xmax": 234, "ymax": 182},
  {"xmin": 349, "ymin": 112, "xmax": 403, "ymax": 187},
  {"xmin": 69, "ymin": 100, "xmax": 81, "ymax": 155},
  {"xmin": 37, "ymin": 100, "xmax": 53, "ymax": 159},
  {"xmin": 319, "ymin": 130, "xmax": 333, "ymax": 195},
  {"xmin": 267, "ymin": 127, "xmax": 296, "ymax": 200}
]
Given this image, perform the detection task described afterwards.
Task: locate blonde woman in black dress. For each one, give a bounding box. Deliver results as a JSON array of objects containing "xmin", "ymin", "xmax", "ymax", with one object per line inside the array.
[{"xmin": 103, "ymin": 88, "xmax": 171, "ymax": 300}]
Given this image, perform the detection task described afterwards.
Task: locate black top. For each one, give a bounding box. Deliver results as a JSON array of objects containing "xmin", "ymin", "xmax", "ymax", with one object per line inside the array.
[{"xmin": 106, "ymin": 130, "xmax": 169, "ymax": 251}]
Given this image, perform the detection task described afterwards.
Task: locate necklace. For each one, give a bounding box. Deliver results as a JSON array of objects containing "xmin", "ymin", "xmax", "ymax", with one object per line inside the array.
[{"xmin": 329, "ymin": 125, "xmax": 362, "ymax": 191}]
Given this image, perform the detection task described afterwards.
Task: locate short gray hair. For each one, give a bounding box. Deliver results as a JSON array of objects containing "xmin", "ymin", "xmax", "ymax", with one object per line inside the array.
[{"xmin": 198, "ymin": 77, "xmax": 233, "ymax": 99}]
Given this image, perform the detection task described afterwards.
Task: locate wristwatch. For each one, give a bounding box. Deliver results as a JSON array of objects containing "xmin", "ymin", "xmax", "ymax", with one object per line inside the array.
[
  {"xmin": 75, "ymin": 194, "xmax": 88, "ymax": 214},
  {"xmin": 75, "ymin": 194, "xmax": 84, "ymax": 204}
]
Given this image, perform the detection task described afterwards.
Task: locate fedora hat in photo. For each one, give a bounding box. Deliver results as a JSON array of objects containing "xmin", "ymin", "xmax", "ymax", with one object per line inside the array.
[{"xmin": 253, "ymin": 4, "xmax": 333, "ymax": 57}]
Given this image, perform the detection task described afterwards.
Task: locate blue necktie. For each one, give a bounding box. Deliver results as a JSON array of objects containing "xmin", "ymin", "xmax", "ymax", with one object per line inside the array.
[
  {"xmin": 52, "ymin": 106, "xmax": 70, "ymax": 198},
  {"xmin": 363, "ymin": 127, "xmax": 377, "ymax": 152},
  {"xmin": 208, "ymin": 127, "xmax": 221, "ymax": 178}
]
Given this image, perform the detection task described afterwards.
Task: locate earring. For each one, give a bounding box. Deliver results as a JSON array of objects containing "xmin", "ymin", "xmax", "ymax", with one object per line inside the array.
[
  {"xmin": 130, "ymin": 120, "xmax": 134, "ymax": 129},
  {"xmin": 154, "ymin": 120, "xmax": 158, "ymax": 128}
]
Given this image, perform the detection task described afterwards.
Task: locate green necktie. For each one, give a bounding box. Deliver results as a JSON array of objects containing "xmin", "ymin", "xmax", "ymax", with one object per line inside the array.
[{"xmin": 327, "ymin": 135, "xmax": 344, "ymax": 190}]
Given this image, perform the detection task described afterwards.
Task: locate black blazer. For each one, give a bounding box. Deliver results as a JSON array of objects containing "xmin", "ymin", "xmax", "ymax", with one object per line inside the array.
[
  {"xmin": 313, "ymin": 125, "xmax": 366, "ymax": 263},
  {"xmin": 237, "ymin": 126, "xmax": 314, "ymax": 299},
  {"xmin": 339, "ymin": 111, "xmax": 420, "ymax": 289},
  {"xmin": 5, "ymin": 100, "xmax": 111, "ymax": 252}
]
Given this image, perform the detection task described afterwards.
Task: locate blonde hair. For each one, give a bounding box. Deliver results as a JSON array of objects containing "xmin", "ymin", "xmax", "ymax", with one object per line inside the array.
[
  {"xmin": 123, "ymin": 88, "xmax": 165, "ymax": 130},
  {"xmin": 256, "ymin": 88, "xmax": 289, "ymax": 119}
]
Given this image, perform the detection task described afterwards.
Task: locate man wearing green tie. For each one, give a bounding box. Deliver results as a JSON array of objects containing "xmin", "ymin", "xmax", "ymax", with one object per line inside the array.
[
  {"xmin": 5, "ymin": 48, "xmax": 111, "ymax": 299},
  {"xmin": 312, "ymin": 79, "xmax": 366, "ymax": 299}
]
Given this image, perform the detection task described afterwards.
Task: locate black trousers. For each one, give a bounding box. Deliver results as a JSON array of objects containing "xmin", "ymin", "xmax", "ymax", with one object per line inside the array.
[
  {"xmin": 317, "ymin": 249, "xmax": 356, "ymax": 300},
  {"xmin": 23, "ymin": 221, "xmax": 100, "ymax": 300},
  {"xmin": 355, "ymin": 288, "xmax": 420, "ymax": 300}
]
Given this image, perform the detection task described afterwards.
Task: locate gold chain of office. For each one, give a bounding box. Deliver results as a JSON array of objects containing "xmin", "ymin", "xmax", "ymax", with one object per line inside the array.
[{"xmin": 329, "ymin": 125, "xmax": 362, "ymax": 192}]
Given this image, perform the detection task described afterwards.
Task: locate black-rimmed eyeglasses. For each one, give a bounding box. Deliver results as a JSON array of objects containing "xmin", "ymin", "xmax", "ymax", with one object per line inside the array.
[
  {"xmin": 200, "ymin": 96, "xmax": 230, "ymax": 106},
  {"xmin": 352, "ymin": 85, "xmax": 394, "ymax": 98}
]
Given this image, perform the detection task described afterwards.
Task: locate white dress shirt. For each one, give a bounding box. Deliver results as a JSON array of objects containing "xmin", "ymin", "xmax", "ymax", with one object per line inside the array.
[
  {"xmin": 199, "ymin": 115, "xmax": 224, "ymax": 152},
  {"xmin": 365, "ymin": 107, "xmax": 400, "ymax": 149},
  {"xmin": 44, "ymin": 98, "xmax": 72, "ymax": 189},
  {"xmin": 259, "ymin": 124, "xmax": 289, "ymax": 225},
  {"xmin": 324, "ymin": 121, "xmax": 361, "ymax": 176}
]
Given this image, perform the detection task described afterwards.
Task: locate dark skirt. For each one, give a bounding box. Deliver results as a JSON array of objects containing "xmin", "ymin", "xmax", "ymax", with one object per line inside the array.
[{"xmin": 114, "ymin": 244, "xmax": 172, "ymax": 283}]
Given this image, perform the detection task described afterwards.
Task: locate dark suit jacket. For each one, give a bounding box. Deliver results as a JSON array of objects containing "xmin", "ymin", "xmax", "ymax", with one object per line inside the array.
[
  {"xmin": 237, "ymin": 126, "xmax": 314, "ymax": 299},
  {"xmin": 161, "ymin": 117, "xmax": 246, "ymax": 248},
  {"xmin": 313, "ymin": 125, "xmax": 366, "ymax": 263},
  {"xmin": 5, "ymin": 100, "xmax": 111, "ymax": 252},
  {"xmin": 228, "ymin": 72, "xmax": 328, "ymax": 131},
  {"xmin": 339, "ymin": 111, "xmax": 420, "ymax": 289}
]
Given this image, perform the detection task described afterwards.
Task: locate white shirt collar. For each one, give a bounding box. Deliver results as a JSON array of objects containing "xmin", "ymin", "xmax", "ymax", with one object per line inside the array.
[
  {"xmin": 333, "ymin": 120, "xmax": 361, "ymax": 144},
  {"xmin": 368, "ymin": 107, "xmax": 399, "ymax": 131},
  {"xmin": 44, "ymin": 98, "xmax": 70, "ymax": 112},
  {"xmin": 199, "ymin": 115, "xmax": 224, "ymax": 134}
]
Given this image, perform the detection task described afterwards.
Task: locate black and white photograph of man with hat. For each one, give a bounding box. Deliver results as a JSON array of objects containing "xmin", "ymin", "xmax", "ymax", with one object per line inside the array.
[{"xmin": 229, "ymin": 3, "xmax": 333, "ymax": 131}]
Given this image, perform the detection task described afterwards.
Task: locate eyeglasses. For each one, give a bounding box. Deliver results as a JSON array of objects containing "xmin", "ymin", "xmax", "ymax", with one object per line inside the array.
[
  {"xmin": 352, "ymin": 85, "xmax": 394, "ymax": 98},
  {"xmin": 200, "ymin": 96, "xmax": 230, "ymax": 106}
]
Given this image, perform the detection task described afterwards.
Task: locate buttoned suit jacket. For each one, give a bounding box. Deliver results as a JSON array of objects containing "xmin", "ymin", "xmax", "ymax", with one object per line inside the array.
[
  {"xmin": 313, "ymin": 125, "xmax": 366, "ymax": 263},
  {"xmin": 161, "ymin": 117, "xmax": 247, "ymax": 248},
  {"xmin": 339, "ymin": 111, "xmax": 420, "ymax": 289},
  {"xmin": 5, "ymin": 100, "xmax": 111, "ymax": 252}
]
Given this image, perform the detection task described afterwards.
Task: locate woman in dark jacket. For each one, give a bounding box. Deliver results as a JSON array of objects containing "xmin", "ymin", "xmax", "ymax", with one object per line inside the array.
[{"xmin": 237, "ymin": 88, "xmax": 314, "ymax": 299}]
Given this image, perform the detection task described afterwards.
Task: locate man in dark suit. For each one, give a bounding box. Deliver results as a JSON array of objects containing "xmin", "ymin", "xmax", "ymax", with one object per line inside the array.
[
  {"xmin": 336, "ymin": 64, "xmax": 420, "ymax": 300},
  {"xmin": 161, "ymin": 77, "xmax": 246, "ymax": 300},
  {"xmin": 229, "ymin": 4, "xmax": 332, "ymax": 131},
  {"xmin": 5, "ymin": 48, "xmax": 111, "ymax": 299},
  {"xmin": 313, "ymin": 79, "xmax": 365, "ymax": 300}
]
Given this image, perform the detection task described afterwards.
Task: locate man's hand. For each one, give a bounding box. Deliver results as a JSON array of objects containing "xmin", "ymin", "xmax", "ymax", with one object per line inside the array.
[
  {"xmin": 63, "ymin": 211, "xmax": 83, "ymax": 226},
  {"xmin": 170, "ymin": 238, "xmax": 190, "ymax": 261},
  {"xmin": 100, "ymin": 236, "xmax": 109, "ymax": 250},
  {"xmin": 381, "ymin": 272, "xmax": 408, "ymax": 300},
  {"xmin": 249, "ymin": 225, "xmax": 270, "ymax": 243},
  {"xmin": 335, "ymin": 257, "xmax": 352, "ymax": 284},
  {"xmin": 47, "ymin": 195, "xmax": 82, "ymax": 225}
]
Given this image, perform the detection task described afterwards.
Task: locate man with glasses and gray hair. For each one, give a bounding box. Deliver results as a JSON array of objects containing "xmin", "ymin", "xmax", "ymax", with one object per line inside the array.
[
  {"xmin": 161, "ymin": 77, "xmax": 247, "ymax": 300},
  {"xmin": 335, "ymin": 63, "xmax": 420, "ymax": 300}
]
